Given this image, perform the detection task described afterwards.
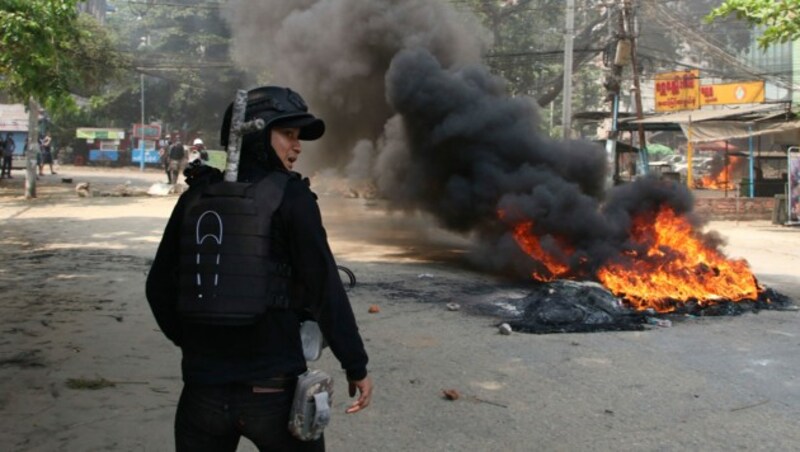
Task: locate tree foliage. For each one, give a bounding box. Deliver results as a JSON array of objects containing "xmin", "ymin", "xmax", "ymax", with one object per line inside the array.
[
  {"xmin": 0, "ymin": 0, "xmax": 124, "ymax": 113},
  {"xmin": 454, "ymin": 0, "xmax": 609, "ymax": 136},
  {"xmin": 96, "ymin": 1, "xmax": 247, "ymax": 141},
  {"xmin": 456, "ymin": 0, "xmax": 759, "ymax": 135},
  {"xmin": 1, "ymin": 0, "xmax": 125, "ymax": 198},
  {"xmin": 705, "ymin": 0, "xmax": 800, "ymax": 48},
  {"xmin": 464, "ymin": 0, "xmax": 607, "ymax": 101},
  {"xmin": 639, "ymin": 0, "xmax": 753, "ymax": 70}
]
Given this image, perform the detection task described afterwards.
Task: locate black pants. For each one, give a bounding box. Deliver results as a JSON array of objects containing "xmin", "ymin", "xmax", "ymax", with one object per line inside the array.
[
  {"xmin": 175, "ymin": 382, "xmax": 325, "ymax": 452},
  {"xmin": 1, "ymin": 156, "xmax": 11, "ymax": 176}
]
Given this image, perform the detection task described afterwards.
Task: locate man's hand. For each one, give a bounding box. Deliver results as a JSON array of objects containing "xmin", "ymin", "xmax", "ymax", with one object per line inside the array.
[{"xmin": 346, "ymin": 375, "xmax": 373, "ymax": 414}]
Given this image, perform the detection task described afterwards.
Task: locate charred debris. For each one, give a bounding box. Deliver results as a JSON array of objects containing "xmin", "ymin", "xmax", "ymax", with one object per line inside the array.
[{"xmin": 488, "ymin": 280, "xmax": 795, "ymax": 335}]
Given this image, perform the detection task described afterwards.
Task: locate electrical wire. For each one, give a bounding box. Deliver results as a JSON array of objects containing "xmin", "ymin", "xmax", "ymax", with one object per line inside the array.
[
  {"xmin": 639, "ymin": 0, "xmax": 795, "ymax": 89},
  {"xmin": 124, "ymin": 0, "xmax": 221, "ymax": 9}
]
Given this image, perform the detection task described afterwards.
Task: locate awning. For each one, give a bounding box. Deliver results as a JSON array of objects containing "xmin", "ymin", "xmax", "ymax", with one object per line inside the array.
[
  {"xmin": 680, "ymin": 119, "xmax": 800, "ymax": 144},
  {"xmin": 694, "ymin": 140, "xmax": 739, "ymax": 151},
  {"xmin": 621, "ymin": 104, "xmax": 783, "ymax": 125},
  {"xmin": 0, "ymin": 104, "xmax": 30, "ymax": 132}
]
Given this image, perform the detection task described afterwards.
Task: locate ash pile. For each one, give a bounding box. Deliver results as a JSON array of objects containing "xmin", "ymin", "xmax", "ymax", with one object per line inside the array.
[{"xmin": 488, "ymin": 280, "xmax": 795, "ymax": 335}]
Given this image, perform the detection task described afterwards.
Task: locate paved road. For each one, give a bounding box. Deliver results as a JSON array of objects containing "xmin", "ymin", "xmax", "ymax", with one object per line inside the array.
[{"xmin": 0, "ymin": 167, "xmax": 797, "ymax": 451}]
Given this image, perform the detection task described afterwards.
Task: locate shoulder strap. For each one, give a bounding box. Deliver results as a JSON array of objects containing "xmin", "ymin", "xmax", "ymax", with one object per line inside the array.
[{"xmin": 252, "ymin": 171, "xmax": 290, "ymax": 229}]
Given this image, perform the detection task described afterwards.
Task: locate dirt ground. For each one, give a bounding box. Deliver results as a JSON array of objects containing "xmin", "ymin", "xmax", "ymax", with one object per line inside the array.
[{"xmin": 1, "ymin": 165, "xmax": 799, "ymax": 451}]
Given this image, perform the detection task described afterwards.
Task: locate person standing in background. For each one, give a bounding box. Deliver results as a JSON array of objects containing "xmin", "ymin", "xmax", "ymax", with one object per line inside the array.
[
  {"xmin": 41, "ymin": 133, "xmax": 55, "ymax": 175},
  {"xmin": 159, "ymin": 138, "xmax": 172, "ymax": 184},
  {"xmin": 167, "ymin": 138, "xmax": 185, "ymax": 185},
  {"xmin": 0, "ymin": 133, "xmax": 13, "ymax": 178},
  {"xmin": 188, "ymin": 138, "xmax": 208, "ymax": 163}
]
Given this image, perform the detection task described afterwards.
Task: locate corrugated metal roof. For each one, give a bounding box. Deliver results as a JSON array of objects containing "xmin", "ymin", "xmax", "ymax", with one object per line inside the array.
[{"xmin": 0, "ymin": 104, "xmax": 29, "ymax": 132}]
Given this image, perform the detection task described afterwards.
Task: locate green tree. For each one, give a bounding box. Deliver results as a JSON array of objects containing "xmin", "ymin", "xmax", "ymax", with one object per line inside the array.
[
  {"xmin": 0, "ymin": 0, "xmax": 123, "ymax": 197},
  {"xmin": 95, "ymin": 1, "xmax": 246, "ymax": 144},
  {"xmin": 458, "ymin": 0, "xmax": 758, "ymax": 137},
  {"xmin": 458, "ymin": 0, "xmax": 610, "ymax": 137},
  {"xmin": 640, "ymin": 0, "xmax": 754, "ymax": 72},
  {"xmin": 706, "ymin": 0, "xmax": 800, "ymax": 48}
]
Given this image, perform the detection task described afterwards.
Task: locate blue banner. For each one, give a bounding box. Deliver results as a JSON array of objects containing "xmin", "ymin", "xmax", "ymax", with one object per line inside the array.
[
  {"xmin": 89, "ymin": 150, "xmax": 119, "ymax": 162},
  {"xmin": 131, "ymin": 149, "xmax": 161, "ymax": 164}
]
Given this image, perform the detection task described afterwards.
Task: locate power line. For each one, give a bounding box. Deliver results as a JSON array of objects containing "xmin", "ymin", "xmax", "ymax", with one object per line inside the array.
[
  {"xmin": 124, "ymin": 0, "xmax": 221, "ymax": 9},
  {"xmin": 485, "ymin": 48, "xmax": 604, "ymax": 59},
  {"xmin": 640, "ymin": 0, "xmax": 795, "ymax": 90}
]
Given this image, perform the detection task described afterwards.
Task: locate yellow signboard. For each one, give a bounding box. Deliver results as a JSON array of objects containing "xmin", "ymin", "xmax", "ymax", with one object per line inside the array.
[
  {"xmin": 699, "ymin": 81, "xmax": 765, "ymax": 106},
  {"xmin": 654, "ymin": 70, "xmax": 700, "ymax": 112}
]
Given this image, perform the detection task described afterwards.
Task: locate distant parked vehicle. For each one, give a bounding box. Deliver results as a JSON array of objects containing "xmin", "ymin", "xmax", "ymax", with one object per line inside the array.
[{"xmin": 674, "ymin": 157, "xmax": 714, "ymax": 179}]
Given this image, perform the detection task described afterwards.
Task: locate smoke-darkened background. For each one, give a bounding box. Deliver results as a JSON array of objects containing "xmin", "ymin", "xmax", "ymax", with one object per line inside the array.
[{"xmin": 222, "ymin": 0, "xmax": 707, "ymax": 279}]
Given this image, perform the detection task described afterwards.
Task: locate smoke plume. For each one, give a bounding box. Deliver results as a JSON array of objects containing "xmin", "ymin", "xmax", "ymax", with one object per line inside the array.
[
  {"xmin": 222, "ymin": 0, "xmax": 709, "ymax": 279},
  {"xmin": 223, "ymin": 0, "xmax": 488, "ymax": 169}
]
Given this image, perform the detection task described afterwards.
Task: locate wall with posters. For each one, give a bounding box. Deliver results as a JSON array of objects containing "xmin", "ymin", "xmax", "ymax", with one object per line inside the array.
[{"xmin": 789, "ymin": 147, "xmax": 800, "ymax": 224}]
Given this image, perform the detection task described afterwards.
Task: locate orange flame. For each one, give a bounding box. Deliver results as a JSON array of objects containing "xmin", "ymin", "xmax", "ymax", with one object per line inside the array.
[
  {"xmin": 510, "ymin": 221, "xmax": 571, "ymax": 281},
  {"xmin": 699, "ymin": 156, "xmax": 743, "ymax": 190},
  {"xmin": 504, "ymin": 206, "xmax": 759, "ymax": 312},
  {"xmin": 598, "ymin": 207, "xmax": 758, "ymax": 311}
]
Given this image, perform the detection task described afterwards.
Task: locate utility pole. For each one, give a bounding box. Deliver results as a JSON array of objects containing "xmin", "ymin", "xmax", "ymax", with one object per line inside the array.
[
  {"xmin": 623, "ymin": 0, "xmax": 648, "ymax": 173},
  {"xmin": 603, "ymin": 2, "xmax": 625, "ymax": 185},
  {"xmin": 137, "ymin": 34, "xmax": 150, "ymax": 172},
  {"xmin": 139, "ymin": 73, "xmax": 145, "ymax": 172},
  {"xmin": 561, "ymin": 0, "xmax": 575, "ymax": 140}
]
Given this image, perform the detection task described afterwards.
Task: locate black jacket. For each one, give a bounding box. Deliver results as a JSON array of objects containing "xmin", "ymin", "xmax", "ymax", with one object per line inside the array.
[{"xmin": 146, "ymin": 165, "xmax": 368, "ymax": 384}]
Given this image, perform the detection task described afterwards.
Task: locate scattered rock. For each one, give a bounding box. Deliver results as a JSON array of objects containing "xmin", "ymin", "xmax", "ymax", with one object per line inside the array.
[
  {"xmin": 147, "ymin": 183, "xmax": 173, "ymax": 196},
  {"xmin": 106, "ymin": 184, "xmax": 147, "ymax": 197},
  {"xmin": 75, "ymin": 182, "xmax": 91, "ymax": 197},
  {"xmin": 646, "ymin": 317, "xmax": 672, "ymax": 328},
  {"xmin": 442, "ymin": 389, "xmax": 460, "ymax": 401},
  {"xmin": 498, "ymin": 323, "xmax": 512, "ymax": 335},
  {"xmin": 446, "ymin": 302, "xmax": 461, "ymax": 311}
]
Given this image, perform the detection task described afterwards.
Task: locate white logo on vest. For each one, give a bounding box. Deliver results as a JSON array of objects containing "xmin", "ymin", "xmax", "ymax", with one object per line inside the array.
[{"xmin": 195, "ymin": 210, "xmax": 223, "ymax": 297}]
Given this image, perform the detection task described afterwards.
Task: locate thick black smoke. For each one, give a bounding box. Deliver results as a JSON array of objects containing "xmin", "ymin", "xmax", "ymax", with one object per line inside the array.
[
  {"xmin": 383, "ymin": 48, "xmax": 700, "ymax": 277},
  {"xmin": 223, "ymin": 0, "xmax": 487, "ymax": 170},
  {"xmin": 223, "ymin": 0, "xmax": 711, "ymax": 279}
]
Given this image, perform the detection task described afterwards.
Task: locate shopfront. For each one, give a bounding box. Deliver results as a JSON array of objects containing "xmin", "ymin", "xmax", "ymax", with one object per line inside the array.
[{"xmin": 76, "ymin": 128, "xmax": 126, "ymax": 165}]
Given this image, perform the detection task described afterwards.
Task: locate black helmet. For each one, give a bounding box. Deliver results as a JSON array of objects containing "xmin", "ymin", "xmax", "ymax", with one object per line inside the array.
[{"xmin": 220, "ymin": 86, "xmax": 325, "ymax": 149}]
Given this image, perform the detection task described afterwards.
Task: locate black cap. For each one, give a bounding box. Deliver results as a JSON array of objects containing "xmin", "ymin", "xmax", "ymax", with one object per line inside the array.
[{"xmin": 220, "ymin": 86, "xmax": 325, "ymax": 148}]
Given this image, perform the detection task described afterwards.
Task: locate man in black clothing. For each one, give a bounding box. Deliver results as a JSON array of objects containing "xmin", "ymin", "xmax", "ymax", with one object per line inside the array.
[
  {"xmin": 0, "ymin": 133, "xmax": 12, "ymax": 178},
  {"xmin": 146, "ymin": 86, "xmax": 372, "ymax": 451},
  {"xmin": 168, "ymin": 139, "xmax": 185, "ymax": 185}
]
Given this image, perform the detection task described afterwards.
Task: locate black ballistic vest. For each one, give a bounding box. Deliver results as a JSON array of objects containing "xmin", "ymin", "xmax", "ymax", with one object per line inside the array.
[{"xmin": 178, "ymin": 171, "xmax": 294, "ymax": 325}]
